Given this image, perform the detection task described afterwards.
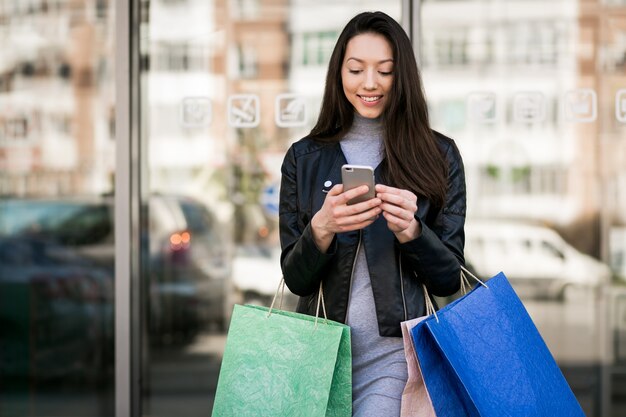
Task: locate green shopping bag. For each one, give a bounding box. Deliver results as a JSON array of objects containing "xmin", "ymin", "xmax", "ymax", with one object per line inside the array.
[{"xmin": 212, "ymin": 287, "xmax": 351, "ymax": 417}]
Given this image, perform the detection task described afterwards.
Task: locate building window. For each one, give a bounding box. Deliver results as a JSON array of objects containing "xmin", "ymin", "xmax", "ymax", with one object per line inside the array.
[
  {"xmin": 236, "ymin": 0, "xmax": 260, "ymax": 19},
  {"xmin": 434, "ymin": 31, "xmax": 468, "ymax": 66},
  {"xmin": 479, "ymin": 164, "xmax": 567, "ymax": 196},
  {"xmin": 152, "ymin": 43, "xmax": 207, "ymax": 72},
  {"xmin": 505, "ymin": 22, "xmax": 561, "ymax": 66},
  {"xmin": 238, "ymin": 44, "xmax": 258, "ymax": 78},
  {"xmin": 302, "ymin": 31, "xmax": 337, "ymax": 67}
]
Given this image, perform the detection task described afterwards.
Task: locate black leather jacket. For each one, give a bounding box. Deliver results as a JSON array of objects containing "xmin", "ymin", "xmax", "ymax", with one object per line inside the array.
[{"xmin": 279, "ymin": 131, "xmax": 466, "ymax": 337}]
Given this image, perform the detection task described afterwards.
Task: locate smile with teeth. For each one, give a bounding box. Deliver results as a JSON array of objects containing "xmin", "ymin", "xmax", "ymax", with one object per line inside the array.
[{"xmin": 359, "ymin": 95, "xmax": 382, "ymax": 104}]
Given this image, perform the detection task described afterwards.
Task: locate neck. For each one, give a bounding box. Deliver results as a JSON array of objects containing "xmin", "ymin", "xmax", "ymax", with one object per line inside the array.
[{"xmin": 353, "ymin": 112, "xmax": 382, "ymax": 126}]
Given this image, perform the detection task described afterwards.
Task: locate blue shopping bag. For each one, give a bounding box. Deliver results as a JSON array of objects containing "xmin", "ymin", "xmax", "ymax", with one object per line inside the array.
[{"xmin": 411, "ymin": 272, "xmax": 585, "ymax": 417}]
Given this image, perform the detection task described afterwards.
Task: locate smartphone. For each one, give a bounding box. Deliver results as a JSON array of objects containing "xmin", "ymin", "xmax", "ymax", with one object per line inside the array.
[{"xmin": 341, "ymin": 164, "xmax": 376, "ymax": 205}]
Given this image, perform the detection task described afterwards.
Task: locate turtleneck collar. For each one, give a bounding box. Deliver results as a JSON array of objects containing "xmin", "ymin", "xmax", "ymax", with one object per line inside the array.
[
  {"xmin": 346, "ymin": 112, "xmax": 383, "ymax": 140},
  {"xmin": 352, "ymin": 112, "xmax": 382, "ymax": 128},
  {"xmin": 341, "ymin": 112, "xmax": 385, "ymax": 168}
]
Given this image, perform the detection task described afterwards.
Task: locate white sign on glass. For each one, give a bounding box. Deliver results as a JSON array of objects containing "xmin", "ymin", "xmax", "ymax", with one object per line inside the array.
[
  {"xmin": 228, "ymin": 94, "xmax": 260, "ymax": 128},
  {"xmin": 467, "ymin": 92, "xmax": 497, "ymax": 124},
  {"xmin": 564, "ymin": 89, "xmax": 597, "ymax": 123},
  {"xmin": 275, "ymin": 94, "xmax": 307, "ymax": 127},
  {"xmin": 513, "ymin": 92, "xmax": 546, "ymax": 124},
  {"xmin": 180, "ymin": 97, "xmax": 212, "ymax": 127}
]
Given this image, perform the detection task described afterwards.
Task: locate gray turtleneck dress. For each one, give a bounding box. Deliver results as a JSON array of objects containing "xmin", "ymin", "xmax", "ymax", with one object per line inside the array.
[{"xmin": 340, "ymin": 114, "xmax": 408, "ymax": 417}]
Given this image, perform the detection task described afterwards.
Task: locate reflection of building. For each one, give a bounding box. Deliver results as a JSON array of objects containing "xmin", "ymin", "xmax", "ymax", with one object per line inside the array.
[
  {"xmin": 145, "ymin": 0, "xmax": 226, "ymax": 192},
  {"xmin": 422, "ymin": 0, "xmax": 580, "ymax": 223},
  {"xmin": 579, "ymin": 0, "xmax": 626, "ymax": 267},
  {"xmin": 144, "ymin": 0, "xmax": 400, "ymax": 244},
  {"xmin": 0, "ymin": 0, "xmax": 115, "ymax": 196},
  {"xmin": 222, "ymin": 0, "xmax": 290, "ymax": 243},
  {"xmin": 421, "ymin": 0, "xmax": 626, "ymax": 263},
  {"xmin": 144, "ymin": 0, "xmax": 292, "ymax": 242}
]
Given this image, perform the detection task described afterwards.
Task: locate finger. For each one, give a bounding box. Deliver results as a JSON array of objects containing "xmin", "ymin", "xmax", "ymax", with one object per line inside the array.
[
  {"xmin": 336, "ymin": 205, "xmax": 381, "ymax": 226},
  {"xmin": 378, "ymin": 193, "xmax": 417, "ymax": 212},
  {"xmin": 377, "ymin": 192, "xmax": 403, "ymax": 205},
  {"xmin": 337, "ymin": 185, "xmax": 372, "ymax": 205},
  {"xmin": 380, "ymin": 203, "xmax": 415, "ymax": 222},
  {"xmin": 382, "ymin": 210, "xmax": 413, "ymax": 230},
  {"xmin": 375, "ymin": 184, "xmax": 401, "ymax": 195},
  {"xmin": 376, "ymin": 186, "xmax": 417, "ymax": 203},
  {"xmin": 327, "ymin": 184, "xmax": 344, "ymax": 196},
  {"xmin": 335, "ymin": 197, "xmax": 381, "ymax": 217},
  {"xmin": 337, "ymin": 218, "xmax": 378, "ymax": 233},
  {"xmin": 337, "ymin": 209, "xmax": 381, "ymax": 231},
  {"xmin": 333, "ymin": 205, "xmax": 377, "ymax": 222}
]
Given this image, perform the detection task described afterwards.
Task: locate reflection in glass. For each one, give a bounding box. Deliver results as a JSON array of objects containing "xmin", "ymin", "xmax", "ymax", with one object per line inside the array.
[
  {"xmin": 422, "ymin": 1, "xmax": 626, "ymax": 415},
  {"xmin": 0, "ymin": 0, "xmax": 115, "ymax": 415},
  {"xmin": 139, "ymin": 1, "xmax": 401, "ymax": 415}
]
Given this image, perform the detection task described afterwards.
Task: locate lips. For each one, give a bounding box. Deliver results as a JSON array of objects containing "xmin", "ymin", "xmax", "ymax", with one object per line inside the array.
[{"xmin": 358, "ymin": 95, "xmax": 383, "ymax": 106}]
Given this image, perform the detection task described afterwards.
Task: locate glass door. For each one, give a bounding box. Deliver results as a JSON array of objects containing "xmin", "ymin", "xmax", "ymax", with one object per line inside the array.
[
  {"xmin": 0, "ymin": 1, "xmax": 116, "ymax": 416},
  {"xmin": 419, "ymin": 1, "xmax": 626, "ymax": 416},
  {"xmin": 136, "ymin": 1, "xmax": 403, "ymax": 415}
]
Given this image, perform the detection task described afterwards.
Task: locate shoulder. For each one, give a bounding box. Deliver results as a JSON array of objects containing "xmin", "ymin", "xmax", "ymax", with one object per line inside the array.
[
  {"xmin": 286, "ymin": 136, "xmax": 338, "ymax": 160},
  {"xmin": 432, "ymin": 130, "xmax": 463, "ymax": 167},
  {"xmin": 281, "ymin": 136, "xmax": 337, "ymax": 174}
]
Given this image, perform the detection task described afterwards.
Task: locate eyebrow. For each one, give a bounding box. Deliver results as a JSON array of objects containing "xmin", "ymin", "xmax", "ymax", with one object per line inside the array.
[{"xmin": 346, "ymin": 57, "xmax": 394, "ymax": 64}]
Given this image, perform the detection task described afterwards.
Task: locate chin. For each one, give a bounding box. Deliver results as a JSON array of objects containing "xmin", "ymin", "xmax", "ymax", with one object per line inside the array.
[{"xmin": 356, "ymin": 108, "xmax": 383, "ymax": 119}]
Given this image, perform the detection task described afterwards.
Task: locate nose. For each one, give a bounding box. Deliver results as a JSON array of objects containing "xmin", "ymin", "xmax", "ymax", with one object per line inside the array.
[{"xmin": 364, "ymin": 69, "xmax": 377, "ymax": 90}]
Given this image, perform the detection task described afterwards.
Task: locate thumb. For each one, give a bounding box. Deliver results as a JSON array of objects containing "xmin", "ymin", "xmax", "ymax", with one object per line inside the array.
[{"xmin": 327, "ymin": 184, "xmax": 344, "ymax": 196}]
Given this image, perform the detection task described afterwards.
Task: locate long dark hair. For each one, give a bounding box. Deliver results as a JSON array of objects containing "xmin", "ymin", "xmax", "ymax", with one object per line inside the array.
[{"xmin": 310, "ymin": 11, "xmax": 447, "ymax": 208}]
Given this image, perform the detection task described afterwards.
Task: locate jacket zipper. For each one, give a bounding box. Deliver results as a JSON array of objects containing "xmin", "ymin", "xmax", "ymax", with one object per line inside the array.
[
  {"xmin": 344, "ymin": 230, "xmax": 362, "ymax": 324},
  {"xmin": 399, "ymin": 253, "xmax": 408, "ymax": 321}
]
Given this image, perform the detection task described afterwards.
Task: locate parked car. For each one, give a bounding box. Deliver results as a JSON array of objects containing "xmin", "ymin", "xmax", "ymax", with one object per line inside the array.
[
  {"xmin": 0, "ymin": 235, "xmax": 113, "ymax": 382},
  {"xmin": 464, "ymin": 220, "xmax": 612, "ymax": 300},
  {"xmin": 231, "ymin": 244, "xmax": 298, "ymax": 311},
  {"xmin": 0, "ymin": 194, "xmax": 232, "ymax": 350},
  {"xmin": 143, "ymin": 194, "xmax": 232, "ymax": 339}
]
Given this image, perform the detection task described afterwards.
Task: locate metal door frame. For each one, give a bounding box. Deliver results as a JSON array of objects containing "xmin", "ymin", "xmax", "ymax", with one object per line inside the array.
[{"xmin": 115, "ymin": 0, "xmax": 141, "ymax": 415}]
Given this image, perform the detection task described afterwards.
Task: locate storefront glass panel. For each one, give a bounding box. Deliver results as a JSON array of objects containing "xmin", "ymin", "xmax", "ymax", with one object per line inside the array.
[
  {"xmin": 137, "ymin": 1, "xmax": 402, "ymax": 415},
  {"xmin": 420, "ymin": 1, "xmax": 626, "ymax": 415},
  {"xmin": 0, "ymin": 1, "xmax": 116, "ymax": 416}
]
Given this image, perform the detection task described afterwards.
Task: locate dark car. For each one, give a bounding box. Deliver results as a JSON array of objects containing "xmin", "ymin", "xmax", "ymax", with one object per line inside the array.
[
  {"xmin": 0, "ymin": 194, "xmax": 231, "ymax": 356},
  {"xmin": 0, "ymin": 235, "xmax": 113, "ymax": 382}
]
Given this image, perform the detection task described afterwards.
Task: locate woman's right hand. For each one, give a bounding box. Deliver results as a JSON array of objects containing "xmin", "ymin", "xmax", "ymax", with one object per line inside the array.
[{"xmin": 310, "ymin": 184, "xmax": 382, "ymax": 253}]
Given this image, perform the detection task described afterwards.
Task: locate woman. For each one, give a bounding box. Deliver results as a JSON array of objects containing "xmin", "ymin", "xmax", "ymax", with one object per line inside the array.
[{"xmin": 279, "ymin": 11, "xmax": 466, "ymax": 416}]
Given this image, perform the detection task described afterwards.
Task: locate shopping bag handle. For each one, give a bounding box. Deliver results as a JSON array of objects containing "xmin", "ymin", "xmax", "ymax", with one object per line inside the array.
[
  {"xmin": 460, "ymin": 265, "xmax": 488, "ymax": 293},
  {"xmin": 268, "ymin": 278, "xmax": 287, "ymax": 313},
  {"xmin": 313, "ymin": 282, "xmax": 329, "ymax": 328},
  {"xmin": 268, "ymin": 278, "xmax": 328, "ymax": 328},
  {"xmin": 424, "ymin": 265, "xmax": 488, "ymax": 323}
]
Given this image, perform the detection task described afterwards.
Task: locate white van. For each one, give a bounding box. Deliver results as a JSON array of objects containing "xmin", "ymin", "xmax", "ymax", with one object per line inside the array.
[{"xmin": 464, "ymin": 220, "xmax": 612, "ymax": 300}]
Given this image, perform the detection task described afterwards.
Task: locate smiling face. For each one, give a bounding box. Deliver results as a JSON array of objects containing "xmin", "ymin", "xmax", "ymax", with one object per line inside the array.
[{"xmin": 341, "ymin": 32, "xmax": 394, "ymax": 119}]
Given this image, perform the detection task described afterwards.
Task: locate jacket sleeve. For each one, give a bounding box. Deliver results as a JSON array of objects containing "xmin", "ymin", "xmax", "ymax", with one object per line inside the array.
[
  {"xmin": 279, "ymin": 146, "xmax": 336, "ymax": 296},
  {"xmin": 398, "ymin": 140, "xmax": 466, "ymax": 297}
]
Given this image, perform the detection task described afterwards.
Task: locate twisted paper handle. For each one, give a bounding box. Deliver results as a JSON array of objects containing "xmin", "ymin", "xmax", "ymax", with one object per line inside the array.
[
  {"xmin": 267, "ymin": 278, "xmax": 328, "ymax": 328},
  {"xmin": 268, "ymin": 278, "xmax": 286, "ymax": 314},
  {"xmin": 424, "ymin": 265, "xmax": 488, "ymax": 323}
]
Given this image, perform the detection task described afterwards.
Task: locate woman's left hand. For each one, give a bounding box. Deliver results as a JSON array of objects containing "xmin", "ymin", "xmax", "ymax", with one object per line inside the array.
[{"xmin": 375, "ymin": 184, "xmax": 421, "ymax": 243}]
